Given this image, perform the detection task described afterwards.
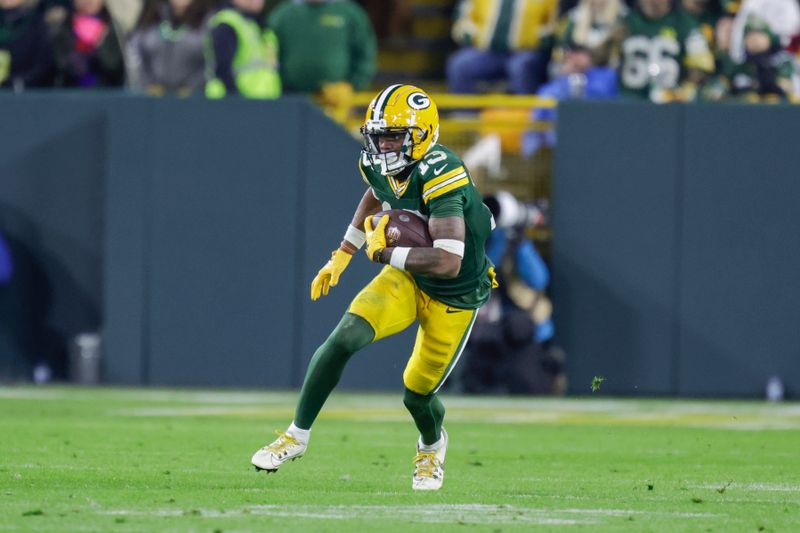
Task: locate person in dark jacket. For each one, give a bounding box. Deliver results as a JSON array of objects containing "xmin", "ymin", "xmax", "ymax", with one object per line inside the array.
[
  {"xmin": 0, "ymin": 0, "xmax": 55, "ymax": 89},
  {"xmin": 52, "ymin": 0, "xmax": 125, "ymax": 87}
]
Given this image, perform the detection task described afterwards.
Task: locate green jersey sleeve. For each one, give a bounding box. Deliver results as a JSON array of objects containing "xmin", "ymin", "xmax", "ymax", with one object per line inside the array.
[
  {"xmin": 417, "ymin": 149, "xmax": 471, "ymax": 207},
  {"xmin": 429, "ymin": 194, "xmax": 465, "ymax": 219}
]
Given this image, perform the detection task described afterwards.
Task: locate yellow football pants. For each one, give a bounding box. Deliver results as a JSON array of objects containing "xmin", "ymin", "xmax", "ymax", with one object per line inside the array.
[{"xmin": 348, "ymin": 266, "xmax": 478, "ymax": 395}]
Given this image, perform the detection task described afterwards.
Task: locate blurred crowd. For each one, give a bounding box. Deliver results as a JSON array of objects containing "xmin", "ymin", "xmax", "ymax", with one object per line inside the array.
[
  {"xmin": 2, "ymin": 0, "xmax": 797, "ymax": 105},
  {"xmin": 450, "ymin": 0, "xmax": 800, "ymax": 103},
  {"xmin": 0, "ymin": 0, "xmax": 376, "ymax": 118}
]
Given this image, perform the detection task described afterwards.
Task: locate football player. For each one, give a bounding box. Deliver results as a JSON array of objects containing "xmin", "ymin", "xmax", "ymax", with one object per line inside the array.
[{"xmin": 252, "ymin": 84, "xmax": 497, "ymax": 491}]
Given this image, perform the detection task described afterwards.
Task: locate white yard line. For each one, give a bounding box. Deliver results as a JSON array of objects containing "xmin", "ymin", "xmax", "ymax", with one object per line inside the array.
[
  {"xmin": 96, "ymin": 503, "xmax": 722, "ymax": 525},
  {"xmin": 689, "ymin": 482, "xmax": 800, "ymax": 493}
]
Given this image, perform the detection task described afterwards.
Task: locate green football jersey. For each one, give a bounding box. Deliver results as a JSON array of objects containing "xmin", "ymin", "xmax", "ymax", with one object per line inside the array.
[
  {"xmin": 358, "ymin": 144, "xmax": 494, "ymax": 309},
  {"xmin": 619, "ymin": 9, "xmax": 713, "ymax": 98}
]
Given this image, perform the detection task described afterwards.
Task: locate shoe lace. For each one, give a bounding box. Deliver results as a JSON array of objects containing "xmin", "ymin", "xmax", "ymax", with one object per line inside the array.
[
  {"xmin": 266, "ymin": 431, "xmax": 299, "ymax": 454},
  {"xmin": 413, "ymin": 451, "xmax": 441, "ymax": 478}
]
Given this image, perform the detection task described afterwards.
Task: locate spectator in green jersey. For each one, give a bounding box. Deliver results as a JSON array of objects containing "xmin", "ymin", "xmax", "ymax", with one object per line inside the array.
[
  {"xmin": 603, "ymin": 0, "xmax": 715, "ymax": 102},
  {"xmin": 268, "ymin": 0, "xmax": 376, "ymax": 122}
]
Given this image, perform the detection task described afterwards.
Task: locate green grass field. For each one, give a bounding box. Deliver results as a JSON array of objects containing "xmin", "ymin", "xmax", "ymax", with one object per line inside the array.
[{"xmin": 1, "ymin": 387, "xmax": 798, "ymax": 532}]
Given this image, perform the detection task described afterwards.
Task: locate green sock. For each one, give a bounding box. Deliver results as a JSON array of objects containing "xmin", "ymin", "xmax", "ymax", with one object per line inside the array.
[
  {"xmin": 293, "ymin": 312, "xmax": 374, "ymax": 429},
  {"xmin": 403, "ymin": 388, "xmax": 445, "ymax": 446}
]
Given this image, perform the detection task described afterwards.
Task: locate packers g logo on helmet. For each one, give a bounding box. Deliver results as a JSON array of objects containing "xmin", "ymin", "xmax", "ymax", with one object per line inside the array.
[
  {"xmin": 407, "ymin": 92, "xmax": 430, "ymax": 110},
  {"xmin": 361, "ymin": 84, "xmax": 440, "ymax": 176}
]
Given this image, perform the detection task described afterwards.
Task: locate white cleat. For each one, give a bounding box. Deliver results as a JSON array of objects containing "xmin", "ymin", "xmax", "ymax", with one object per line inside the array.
[
  {"xmin": 412, "ymin": 428, "xmax": 447, "ymax": 491},
  {"xmin": 251, "ymin": 430, "xmax": 307, "ymax": 473}
]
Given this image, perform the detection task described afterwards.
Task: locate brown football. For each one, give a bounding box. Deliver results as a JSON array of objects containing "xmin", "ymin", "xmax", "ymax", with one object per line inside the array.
[{"xmin": 370, "ymin": 209, "xmax": 433, "ymax": 248}]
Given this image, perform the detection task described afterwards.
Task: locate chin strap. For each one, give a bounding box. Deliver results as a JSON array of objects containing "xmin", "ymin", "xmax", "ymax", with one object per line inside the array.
[{"xmin": 381, "ymin": 152, "xmax": 413, "ymax": 176}]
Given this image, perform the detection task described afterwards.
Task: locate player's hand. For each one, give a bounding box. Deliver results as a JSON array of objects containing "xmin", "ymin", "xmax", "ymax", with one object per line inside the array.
[
  {"xmin": 364, "ymin": 215, "xmax": 389, "ymax": 262},
  {"xmin": 310, "ymin": 248, "xmax": 353, "ymax": 300}
]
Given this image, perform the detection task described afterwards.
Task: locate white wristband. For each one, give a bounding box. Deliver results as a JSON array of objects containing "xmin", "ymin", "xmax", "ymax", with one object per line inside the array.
[
  {"xmin": 433, "ymin": 239, "xmax": 465, "ymax": 258},
  {"xmin": 343, "ymin": 224, "xmax": 366, "ymax": 249},
  {"xmin": 389, "ymin": 247, "xmax": 411, "ymax": 271}
]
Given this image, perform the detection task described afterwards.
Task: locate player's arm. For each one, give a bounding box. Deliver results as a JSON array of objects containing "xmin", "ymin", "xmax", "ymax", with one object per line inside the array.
[
  {"xmin": 310, "ymin": 187, "xmax": 381, "ymax": 300},
  {"xmin": 368, "ymin": 215, "xmax": 464, "ymax": 279},
  {"xmin": 341, "ymin": 187, "xmax": 382, "ymax": 253},
  {"xmin": 365, "ymin": 154, "xmax": 469, "ymax": 278},
  {"xmin": 403, "ymin": 216, "xmax": 464, "ymax": 278}
]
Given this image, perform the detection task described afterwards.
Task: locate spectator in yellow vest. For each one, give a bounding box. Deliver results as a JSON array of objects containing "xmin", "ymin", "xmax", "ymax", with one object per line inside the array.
[{"xmin": 205, "ymin": 0, "xmax": 281, "ymax": 99}]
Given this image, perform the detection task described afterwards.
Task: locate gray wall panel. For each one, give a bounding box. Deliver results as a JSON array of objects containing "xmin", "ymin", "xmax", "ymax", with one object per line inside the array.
[
  {"xmin": 103, "ymin": 99, "xmax": 152, "ymax": 384},
  {"xmin": 145, "ymin": 99, "xmax": 299, "ymax": 387},
  {"xmin": 0, "ymin": 98, "xmax": 105, "ymax": 379},
  {"xmin": 679, "ymin": 105, "xmax": 800, "ymax": 396},
  {"xmin": 553, "ymin": 102, "xmax": 680, "ymax": 395}
]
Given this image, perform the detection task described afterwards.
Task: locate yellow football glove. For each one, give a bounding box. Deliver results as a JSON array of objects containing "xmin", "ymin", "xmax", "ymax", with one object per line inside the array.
[
  {"xmin": 310, "ymin": 248, "xmax": 353, "ymax": 300},
  {"xmin": 364, "ymin": 215, "xmax": 389, "ymax": 262}
]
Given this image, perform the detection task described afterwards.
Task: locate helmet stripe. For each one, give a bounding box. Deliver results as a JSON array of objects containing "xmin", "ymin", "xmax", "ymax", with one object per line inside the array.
[{"xmin": 371, "ymin": 84, "xmax": 403, "ymax": 121}]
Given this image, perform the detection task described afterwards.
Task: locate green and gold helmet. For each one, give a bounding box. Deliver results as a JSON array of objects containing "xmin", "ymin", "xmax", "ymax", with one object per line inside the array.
[{"xmin": 361, "ymin": 84, "xmax": 440, "ymax": 176}]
